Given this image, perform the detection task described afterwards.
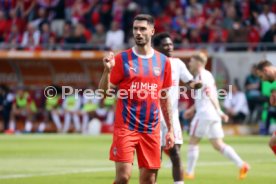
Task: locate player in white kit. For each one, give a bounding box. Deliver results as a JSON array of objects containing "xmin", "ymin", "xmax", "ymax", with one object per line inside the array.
[
  {"xmin": 184, "ymin": 53, "xmax": 250, "ymax": 180},
  {"xmin": 153, "ymin": 32, "xmax": 202, "ymax": 184}
]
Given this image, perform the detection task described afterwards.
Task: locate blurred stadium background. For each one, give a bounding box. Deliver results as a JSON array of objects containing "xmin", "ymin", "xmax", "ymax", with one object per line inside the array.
[{"xmin": 0, "ymin": 0, "xmax": 276, "ymax": 183}]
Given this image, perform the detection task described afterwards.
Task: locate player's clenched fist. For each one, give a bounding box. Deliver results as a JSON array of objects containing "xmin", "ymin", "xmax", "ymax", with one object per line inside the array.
[
  {"xmin": 221, "ymin": 113, "xmax": 229, "ymax": 123},
  {"xmin": 103, "ymin": 52, "xmax": 115, "ymax": 72}
]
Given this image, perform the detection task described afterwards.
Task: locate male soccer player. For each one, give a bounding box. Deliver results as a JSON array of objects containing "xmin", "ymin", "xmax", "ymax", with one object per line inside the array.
[
  {"xmin": 256, "ymin": 60, "xmax": 276, "ymax": 155},
  {"xmin": 256, "ymin": 60, "xmax": 276, "ymax": 84},
  {"xmin": 153, "ymin": 32, "xmax": 202, "ymax": 184},
  {"xmin": 98, "ymin": 14, "xmax": 175, "ymax": 184},
  {"xmin": 184, "ymin": 53, "xmax": 250, "ymax": 180}
]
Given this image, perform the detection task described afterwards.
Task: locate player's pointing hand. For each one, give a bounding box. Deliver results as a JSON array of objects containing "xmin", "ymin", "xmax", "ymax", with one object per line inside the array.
[{"xmin": 103, "ymin": 52, "xmax": 115, "ymax": 72}]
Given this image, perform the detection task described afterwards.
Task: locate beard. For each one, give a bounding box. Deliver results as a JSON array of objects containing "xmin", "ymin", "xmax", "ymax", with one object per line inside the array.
[{"xmin": 135, "ymin": 36, "xmax": 149, "ymax": 46}]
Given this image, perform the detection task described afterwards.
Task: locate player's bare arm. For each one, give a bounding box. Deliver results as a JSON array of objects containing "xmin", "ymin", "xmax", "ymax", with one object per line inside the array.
[
  {"xmin": 182, "ymin": 80, "xmax": 203, "ymax": 90},
  {"xmin": 206, "ymin": 92, "xmax": 229, "ymax": 123},
  {"xmin": 187, "ymin": 80, "xmax": 203, "ymax": 90},
  {"xmin": 98, "ymin": 52, "xmax": 116, "ymax": 97},
  {"xmin": 160, "ymin": 89, "xmax": 174, "ymax": 150},
  {"xmin": 184, "ymin": 105, "xmax": 195, "ymax": 119}
]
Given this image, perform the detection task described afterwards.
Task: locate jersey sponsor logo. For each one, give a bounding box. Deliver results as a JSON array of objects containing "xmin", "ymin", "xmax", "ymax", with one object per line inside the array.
[
  {"xmin": 131, "ymin": 82, "xmax": 158, "ymax": 91},
  {"xmin": 113, "ymin": 147, "xmax": 117, "ymax": 156},
  {"xmin": 153, "ymin": 67, "xmax": 161, "ymax": 76}
]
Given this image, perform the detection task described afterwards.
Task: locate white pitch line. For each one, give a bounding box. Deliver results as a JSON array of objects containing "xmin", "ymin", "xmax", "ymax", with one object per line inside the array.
[
  {"xmin": 1, "ymin": 160, "xmax": 275, "ymax": 180},
  {"xmin": 0, "ymin": 167, "xmax": 114, "ymax": 180},
  {"xmin": 162, "ymin": 159, "xmax": 276, "ymax": 168}
]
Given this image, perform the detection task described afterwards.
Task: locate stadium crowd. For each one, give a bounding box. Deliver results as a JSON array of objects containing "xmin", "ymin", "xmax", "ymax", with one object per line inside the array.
[{"xmin": 0, "ymin": 0, "xmax": 275, "ymax": 50}]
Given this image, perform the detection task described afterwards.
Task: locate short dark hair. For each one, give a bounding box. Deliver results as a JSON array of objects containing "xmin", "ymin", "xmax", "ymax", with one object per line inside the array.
[
  {"xmin": 134, "ymin": 14, "xmax": 154, "ymax": 26},
  {"xmin": 256, "ymin": 60, "xmax": 272, "ymax": 70},
  {"xmin": 153, "ymin": 32, "xmax": 171, "ymax": 47}
]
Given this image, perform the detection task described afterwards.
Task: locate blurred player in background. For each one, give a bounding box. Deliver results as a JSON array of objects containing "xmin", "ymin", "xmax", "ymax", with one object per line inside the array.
[
  {"xmin": 45, "ymin": 90, "xmax": 63, "ymax": 133},
  {"xmin": 9, "ymin": 87, "xmax": 36, "ymax": 133},
  {"xmin": 30, "ymin": 88, "xmax": 47, "ymax": 133},
  {"xmin": 99, "ymin": 14, "xmax": 174, "ymax": 184},
  {"xmin": 81, "ymin": 87, "xmax": 100, "ymax": 134},
  {"xmin": 256, "ymin": 60, "xmax": 276, "ymax": 155},
  {"xmin": 184, "ymin": 53, "xmax": 250, "ymax": 180},
  {"xmin": 256, "ymin": 60, "xmax": 276, "ymax": 106},
  {"xmin": 62, "ymin": 93, "xmax": 81, "ymax": 133},
  {"xmin": 153, "ymin": 32, "xmax": 202, "ymax": 184},
  {"xmin": 256, "ymin": 60, "xmax": 276, "ymax": 84}
]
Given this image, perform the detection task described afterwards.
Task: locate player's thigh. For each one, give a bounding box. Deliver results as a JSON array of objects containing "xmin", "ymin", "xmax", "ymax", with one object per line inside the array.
[
  {"xmin": 110, "ymin": 128, "xmax": 139, "ymax": 163},
  {"xmin": 139, "ymin": 168, "xmax": 158, "ymax": 184},
  {"xmin": 15, "ymin": 109, "xmax": 28, "ymax": 119},
  {"xmin": 137, "ymin": 133, "xmax": 161, "ymax": 169},
  {"xmin": 11, "ymin": 108, "xmax": 19, "ymax": 116},
  {"xmin": 115, "ymin": 162, "xmax": 133, "ymax": 182},
  {"xmin": 189, "ymin": 118, "xmax": 209, "ymax": 139},
  {"xmin": 189, "ymin": 135, "xmax": 201, "ymax": 145},
  {"xmin": 16, "ymin": 109, "xmax": 27, "ymax": 116},
  {"xmin": 208, "ymin": 120, "xmax": 224, "ymax": 139}
]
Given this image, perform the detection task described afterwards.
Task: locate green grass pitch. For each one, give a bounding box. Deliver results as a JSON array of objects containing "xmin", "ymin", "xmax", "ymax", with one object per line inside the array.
[{"xmin": 0, "ymin": 134, "xmax": 275, "ymax": 184}]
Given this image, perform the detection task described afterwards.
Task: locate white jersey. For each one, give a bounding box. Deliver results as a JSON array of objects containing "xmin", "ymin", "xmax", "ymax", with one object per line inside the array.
[
  {"xmin": 194, "ymin": 69, "xmax": 220, "ymax": 120},
  {"xmin": 161, "ymin": 57, "xmax": 193, "ymax": 121},
  {"xmin": 160, "ymin": 57, "xmax": 193, "ymax": 145}
]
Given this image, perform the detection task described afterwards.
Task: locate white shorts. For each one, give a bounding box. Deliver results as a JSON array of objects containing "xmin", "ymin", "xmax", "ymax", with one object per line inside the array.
[
  {"xmin": 160, "ymin": 114, "xmax": 183, "ymax": 147},
  {"xmin": 189, "ymin": 116, "xmax": 224, "ymax": 139}
]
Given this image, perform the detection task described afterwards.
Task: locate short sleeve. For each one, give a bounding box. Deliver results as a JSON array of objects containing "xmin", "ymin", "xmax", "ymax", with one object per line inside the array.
[
  {"xmin": 162, "ymin": 59, "xmax": 172, "ymax": 89},
  {"xmin": 202, "ymin": 72, "xmax": 215, "ymax": 95},
  {"xmin": 110, "ymin": 54, "xmax": 124, "ymax": 86},
  {"xmin": 178, "ymin": 59, "xmax": 193, "ymax": 83}
]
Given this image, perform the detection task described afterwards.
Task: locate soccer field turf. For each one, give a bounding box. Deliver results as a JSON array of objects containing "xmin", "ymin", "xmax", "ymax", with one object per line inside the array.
[{"xmin": 0, "ymin": 134, "xmax": 275, "ymax": 184}]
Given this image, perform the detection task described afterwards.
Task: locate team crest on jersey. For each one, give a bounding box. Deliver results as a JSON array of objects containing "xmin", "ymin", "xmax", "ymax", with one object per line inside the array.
[
  {"xmin": 153, "ymin": 67, "xmax": 161, "ymax": 76},
  {"xmin": 113, "ymin": 147, "xmax": 117, "ymax": 156}
]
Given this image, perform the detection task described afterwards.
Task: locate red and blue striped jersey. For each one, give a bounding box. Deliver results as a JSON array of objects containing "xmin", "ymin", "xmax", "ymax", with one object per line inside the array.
[{"xmin": 110, "ymin": 47, "xmax": 172, "ymax": 134}]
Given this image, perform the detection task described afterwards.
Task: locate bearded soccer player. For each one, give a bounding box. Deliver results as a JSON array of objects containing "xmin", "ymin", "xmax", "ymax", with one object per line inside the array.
[
  {"xmin": 153, "ymin": 32, "xmax": 202, "ymax": 184},
  {"xmin": 256, "ymin": 60, "xmax": 276, "ymax": 156},
  {"xmin": 98, "ymin": 14, "xmax": 175, "ymax": 184}
]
